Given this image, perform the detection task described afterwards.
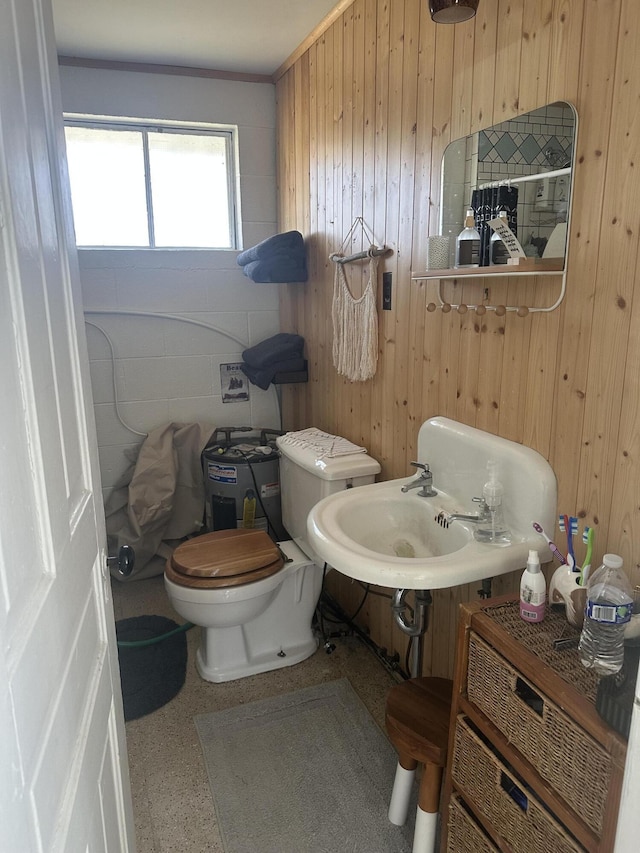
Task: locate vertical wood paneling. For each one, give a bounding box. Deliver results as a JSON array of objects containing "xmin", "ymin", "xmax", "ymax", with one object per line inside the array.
[
  {"xmin": 277, "ymin": 0, "xmax": 640, "ymax": 678},
  {"xmin": 469, "ymin": 0, "xmax": 498, "ymax": 132},
  {"xmin": 608, "ymin": 4, "xmax": 640, "ymax": 577},
  {"xmin": 549, "ymin": 0, "xmax": 621, "ymax": 520},
  {"xmin": 492, "ymin": 0, "xmax": 523, "ymax": 123},
  {"xmin": 578, "ymin": 0, "xmax": 640, "ymax": 544},
  {"xmin": 517, "ymin": 0, "xmax": 554, "ymax": 115},
  {"xmin": 384, "ymin": 0, "xmax": 410, "ymax": 475}
]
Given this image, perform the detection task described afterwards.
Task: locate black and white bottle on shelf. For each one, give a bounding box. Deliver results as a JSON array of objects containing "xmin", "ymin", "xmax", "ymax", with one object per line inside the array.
[
  {"xmin": 455, "ymin": 209, "xmax": 481, "ymax": 268},
  {"xmin": 491, "ymin": 210, "xmax": 511, "ymax": 265}
]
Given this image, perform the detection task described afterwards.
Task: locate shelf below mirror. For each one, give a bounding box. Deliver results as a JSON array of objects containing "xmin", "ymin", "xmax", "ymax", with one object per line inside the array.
[
  {"xmin": 411, "ymin": 258, "xmax": 563, "ymax": 281},
  {"xmin": 412, "ymin": 260, "xmax": 567, "ymax": 315}
]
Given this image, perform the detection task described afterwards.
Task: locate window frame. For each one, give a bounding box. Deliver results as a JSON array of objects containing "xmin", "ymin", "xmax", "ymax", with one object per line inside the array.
[{"xmin": 63, "ymin": 114, "xmax": 240, "ymax": 250}]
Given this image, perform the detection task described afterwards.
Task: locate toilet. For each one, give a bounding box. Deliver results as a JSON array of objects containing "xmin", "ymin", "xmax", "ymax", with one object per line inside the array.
[{"xmin": 164, "ymin": 433, "xmax": 381, "ymax": 682}]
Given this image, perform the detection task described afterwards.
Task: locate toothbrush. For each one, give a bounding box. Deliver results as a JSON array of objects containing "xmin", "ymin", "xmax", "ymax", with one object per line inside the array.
[
  {"xmin": 569, "ymin": 517, "xmax": 579, "ymax": 570},
  {"xmin": 581, "ymin": 526, "xmax": 594, "ymax": 586},
  {"xmin": 559, "ymin": 514, "xmax": 579, "ymax": 571},
  {"xmin": 532, "ymin": 522, "xmax": 567, "ymax": 565},
  {"xmin": 558, "ymin": 515, "xmax": 573, "ymax": 569}
]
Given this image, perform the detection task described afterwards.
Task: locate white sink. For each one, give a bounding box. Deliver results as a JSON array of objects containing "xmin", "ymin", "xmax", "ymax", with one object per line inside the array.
[{"xmin": 307, "ymin": 417, "xmax": 557, "ymax": 590}]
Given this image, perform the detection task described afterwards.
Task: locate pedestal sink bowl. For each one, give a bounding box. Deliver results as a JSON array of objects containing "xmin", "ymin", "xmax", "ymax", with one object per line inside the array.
[{"xmin": 307, "ymin": 417, "xmax": 557, "ymax": 590}]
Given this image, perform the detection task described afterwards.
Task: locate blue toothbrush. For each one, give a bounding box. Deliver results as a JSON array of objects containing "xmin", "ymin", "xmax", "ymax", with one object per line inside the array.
[{"xmin": 558, "ymin": 515, "xmax": 575, "ymax": 570}]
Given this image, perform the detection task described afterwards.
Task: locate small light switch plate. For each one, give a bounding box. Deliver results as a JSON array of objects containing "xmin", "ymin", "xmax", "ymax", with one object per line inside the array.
[{"xmin": 382, "ymin": 272, "xmax": 392, "ymax": 310}]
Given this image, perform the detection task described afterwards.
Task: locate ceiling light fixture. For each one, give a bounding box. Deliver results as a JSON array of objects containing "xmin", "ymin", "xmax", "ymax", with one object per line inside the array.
[{"xmin": 429, "ymin": 0, "xmax": 479, "ymax": 24}]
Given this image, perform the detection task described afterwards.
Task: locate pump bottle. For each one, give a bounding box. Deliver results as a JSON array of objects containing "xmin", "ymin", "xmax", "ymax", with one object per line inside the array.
[
  {"xmin": 474, "ymin": 460, "xmax": 511, "ymax": 544},
  {"xmin": 455, "ymin": 209, "xmax": 481, "ymax": 268},
  {"xmin": 491, "ymin": 210, "xmax": 510, "ymax": 264},
  {"xmin": 520, "ymin": 550, "xmax": 546, "ymax": 622}
]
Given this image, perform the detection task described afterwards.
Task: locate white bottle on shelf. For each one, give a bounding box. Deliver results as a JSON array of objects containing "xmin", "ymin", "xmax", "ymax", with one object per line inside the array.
[
  {"xmin": 519, "ymin": 549, "xmax": 546, "ymax": 623},
  {"xmin": 455, "ymin": 209, "xmax": 481, "ymax": 268}
]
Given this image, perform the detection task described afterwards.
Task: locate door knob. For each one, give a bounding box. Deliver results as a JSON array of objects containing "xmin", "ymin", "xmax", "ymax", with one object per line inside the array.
[{"xmin": 107, "ymin": 544, "xmax": 135, "ymax": 577}]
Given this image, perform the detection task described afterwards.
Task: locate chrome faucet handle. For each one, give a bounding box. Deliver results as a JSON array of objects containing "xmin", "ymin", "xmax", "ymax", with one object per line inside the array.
[
  {"xmin": 472, "ymin": 497, "xmax": 490, "ymax": 517},
  {"xmin": 402, "ymin": 462, "xmax": 437, "ymax": 497},
  {"xmin": 410, "ymin": 461, "xmax": 430, "ymax": 475}
]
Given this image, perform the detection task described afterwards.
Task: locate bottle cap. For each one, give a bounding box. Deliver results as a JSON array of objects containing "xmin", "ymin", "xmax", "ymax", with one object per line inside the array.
[
  {"xmin": 603, "ymin": 553, "xmax": 623, "ymax": 569},
  {"xmin": 528, "ymin": 549, "xmax": 540, "ymax": 565}
]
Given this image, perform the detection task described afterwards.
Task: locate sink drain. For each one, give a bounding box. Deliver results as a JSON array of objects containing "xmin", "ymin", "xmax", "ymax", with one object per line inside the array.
[{"xmin": 393, "ymin": 539, "xmax": 415, "ymax": 558}]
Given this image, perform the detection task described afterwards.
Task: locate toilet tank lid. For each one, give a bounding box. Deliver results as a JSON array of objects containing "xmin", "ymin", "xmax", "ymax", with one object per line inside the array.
[{"xmin": 276, "ymin": 434, "xmax": 381, "ymax": 480}]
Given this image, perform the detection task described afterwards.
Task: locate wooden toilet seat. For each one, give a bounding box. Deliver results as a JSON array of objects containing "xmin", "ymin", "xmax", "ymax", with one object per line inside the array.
[{"xmin": 165, "ymin": 529, "xmax": 284, "ymax": 589}]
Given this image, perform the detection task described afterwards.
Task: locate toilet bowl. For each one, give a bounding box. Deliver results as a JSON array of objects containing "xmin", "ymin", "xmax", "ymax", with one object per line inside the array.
[
  {"xmin": 164, "ymin": 430, "xmax": 381, "ymax": 682},
  {"xmin": 166, "ymin": 534, "xmax": 322, "ymax": 682}
]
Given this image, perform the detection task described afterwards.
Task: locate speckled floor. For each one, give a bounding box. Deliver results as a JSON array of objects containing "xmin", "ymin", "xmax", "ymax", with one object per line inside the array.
[{"xmin": 111, "ymin": 573, "xmax": 401, "ymax": 853}]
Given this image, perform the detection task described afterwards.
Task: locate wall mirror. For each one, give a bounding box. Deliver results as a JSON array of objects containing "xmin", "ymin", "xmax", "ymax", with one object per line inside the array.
[{"xmin": 440, "ymin": 101, "xmax": 577, "ymax": 271}]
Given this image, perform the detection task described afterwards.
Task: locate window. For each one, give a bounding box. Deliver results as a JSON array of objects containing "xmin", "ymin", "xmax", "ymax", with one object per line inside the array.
[{"xmin": 63, "ymin": 118, "xmax": 238, "ymax": 249}]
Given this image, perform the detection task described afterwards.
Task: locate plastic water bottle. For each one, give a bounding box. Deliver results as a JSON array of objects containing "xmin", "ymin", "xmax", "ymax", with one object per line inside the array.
[{"xmin": 578, "ymin": 554, "xmax": 633, "ymax": 675}]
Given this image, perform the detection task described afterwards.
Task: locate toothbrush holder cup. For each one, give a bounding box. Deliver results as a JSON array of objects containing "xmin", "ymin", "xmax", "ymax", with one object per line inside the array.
[{"xmin": 549, "ymin": 565, "xmax": 587, "ymax": 629}]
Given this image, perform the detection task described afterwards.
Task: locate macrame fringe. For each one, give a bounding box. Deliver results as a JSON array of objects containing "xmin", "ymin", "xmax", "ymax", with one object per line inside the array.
[{"xmin": 331, "ymin": 255, "xmax": 378, "ymax": 382}]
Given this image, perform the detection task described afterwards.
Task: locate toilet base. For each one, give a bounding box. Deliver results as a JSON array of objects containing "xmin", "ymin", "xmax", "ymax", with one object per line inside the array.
[
  {"xmin": 195, "ymin": 626, "xmax": 319, "ymax": 683},
  {"xmin": 167, "ymin": 539, "xmax": 324, "ymax": 683}
]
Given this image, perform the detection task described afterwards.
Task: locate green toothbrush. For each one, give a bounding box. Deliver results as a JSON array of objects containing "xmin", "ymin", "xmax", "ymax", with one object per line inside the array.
[{"xmin": 581, "ymin": 527, "xmax": 594, "ymax": 586}]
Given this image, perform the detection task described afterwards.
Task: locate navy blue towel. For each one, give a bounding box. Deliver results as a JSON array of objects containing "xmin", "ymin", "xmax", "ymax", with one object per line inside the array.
[
  {"xmin": 236, "ymin": 230, "xmax": 305, "ymax": 266},
  {"xmin": 241, "ymin": 357, "xmax": 306, "ymax": 391},
  {"xmin": 242, "ymin": 333, "xmax": 304, "ymax": 369},
  {"xmin": 241, "ymin": 258, "xmax": 307, "ymax": 283}
]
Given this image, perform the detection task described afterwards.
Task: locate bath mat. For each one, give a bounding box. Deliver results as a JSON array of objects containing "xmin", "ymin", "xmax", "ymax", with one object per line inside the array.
[
  {"xmin": 194, "ymin": 678, "xmax": 415, "ymax": 853},
  {"xmin": 116, "ymin": 615, "xmax": 188, "ymax": 722}
]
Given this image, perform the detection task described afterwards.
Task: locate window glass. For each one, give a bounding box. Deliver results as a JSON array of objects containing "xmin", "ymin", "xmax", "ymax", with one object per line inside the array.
[
  {"xmin": 65, "ymin": 126, "xmax": 149, "ymax": 246},
  {"xmin": 148, "ymin": 132, "xmax": 232, "ymax": 248},
  {"xmin": 64, "ymin": 120, "xmax": 237, "ymax": 249}
]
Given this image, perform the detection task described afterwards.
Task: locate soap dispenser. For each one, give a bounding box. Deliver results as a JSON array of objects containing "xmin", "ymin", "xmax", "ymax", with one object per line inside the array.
[
  {"xmin": 455, "ymin": 209, "xmax": 481, "ymax": 268},
  {"xmin": 474, "ymin": 460, "xmax": 511, "ymax": 544}
]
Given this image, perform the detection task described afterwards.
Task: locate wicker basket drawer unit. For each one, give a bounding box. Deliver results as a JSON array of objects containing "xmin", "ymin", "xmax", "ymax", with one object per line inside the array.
[
  {"xmin": 466, "ymin": 631, "xmax": 612, "ymax": 835},
  {"xmin": 440, "ymin": 598, "xmax": 627, "ymax": 853},
  {"xmin": 451, "ymin": 715, "xmax": 585, "ymax": 853},
  {"xmin": 445, "ymin": 794, "xmax": 499, "ymax": 853}
]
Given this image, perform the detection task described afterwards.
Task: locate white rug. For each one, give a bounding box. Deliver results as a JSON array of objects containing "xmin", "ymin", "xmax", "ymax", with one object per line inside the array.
[{"xmin": 195, "ymin": 678, "xmax": 415, "ymax": 853}]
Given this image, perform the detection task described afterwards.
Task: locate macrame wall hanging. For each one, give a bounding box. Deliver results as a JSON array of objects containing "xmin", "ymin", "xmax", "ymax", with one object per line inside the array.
[{"xmin": 329, "ymin": 218, "xmax": 390, "ymax": 383}]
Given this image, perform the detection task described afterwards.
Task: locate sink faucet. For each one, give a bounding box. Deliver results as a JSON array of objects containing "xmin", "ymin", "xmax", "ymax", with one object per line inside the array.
[
  {"xmin": 436, "ymin": 497, "xmax": 511, "ymax": 544},
  {"xmin": 401, "ymin": 462, "xmax": 437, "ymax": 497},
  {"xmin": 435, "ymin": 497, "xmax": 491, "ymax": 526}
]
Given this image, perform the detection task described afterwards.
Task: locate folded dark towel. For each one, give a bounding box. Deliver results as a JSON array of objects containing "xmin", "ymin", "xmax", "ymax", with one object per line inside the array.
[
  {"xmin": 240, "ymin": 357, "xmax": 306, "ymax": 391},
  {"xmin": 242, "ymin": 333, "xmax": 304, "ymax": 369},
  {"xmin": 241, "ymin": 259, "xmax": 308, "ymax": 283},
  {"xmin": 237, "ymin": 231, "xmax": 304, "ymax": 267}
]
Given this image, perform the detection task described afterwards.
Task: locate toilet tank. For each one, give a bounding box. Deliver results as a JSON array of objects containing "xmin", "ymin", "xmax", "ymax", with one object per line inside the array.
[{"xmin": 276, "ymin": 435, "xmax": 381, "ymax": 562}]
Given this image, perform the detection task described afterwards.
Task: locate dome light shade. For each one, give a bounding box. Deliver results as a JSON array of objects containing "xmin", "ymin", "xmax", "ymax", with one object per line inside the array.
[{"xmin": 429, "ymin": 0, "xmax": 479, "ymax": 23}]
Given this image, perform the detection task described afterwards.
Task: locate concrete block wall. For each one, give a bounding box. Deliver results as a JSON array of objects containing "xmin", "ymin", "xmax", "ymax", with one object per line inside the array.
[{"xmin": 59, "ymin": 65, "xmax": 284, "ymax": 500}]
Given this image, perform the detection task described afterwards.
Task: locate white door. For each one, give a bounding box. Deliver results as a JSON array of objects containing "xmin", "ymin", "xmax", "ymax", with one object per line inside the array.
[{"xmin": 0, "ymin": 0, "xmax": 135, "ymax": 850}]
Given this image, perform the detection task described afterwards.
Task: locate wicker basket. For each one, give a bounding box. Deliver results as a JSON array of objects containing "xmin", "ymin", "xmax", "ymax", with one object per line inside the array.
[
  {"xmin": 446, "ymin": 794, "xmax": 499, "ymax": 853},
  {"xmin": 451, "ymin": 715, "xmax": 585, "ymax": 853},
  {"xmin": 467, "ymin": 631, "xmax": 611, "ymax": 835}
]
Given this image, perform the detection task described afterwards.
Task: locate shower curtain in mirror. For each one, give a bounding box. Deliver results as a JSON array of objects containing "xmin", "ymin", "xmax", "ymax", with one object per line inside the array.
[{"xmin": 471, "ymin": 185, "xmax": 519, "ymax": 266}]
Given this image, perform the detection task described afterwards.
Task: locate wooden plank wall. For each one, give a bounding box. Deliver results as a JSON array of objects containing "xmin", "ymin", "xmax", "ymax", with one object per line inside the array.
[{"xmin": 276, "ymin": 0, "xmax": 640, "ymax": 678}]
